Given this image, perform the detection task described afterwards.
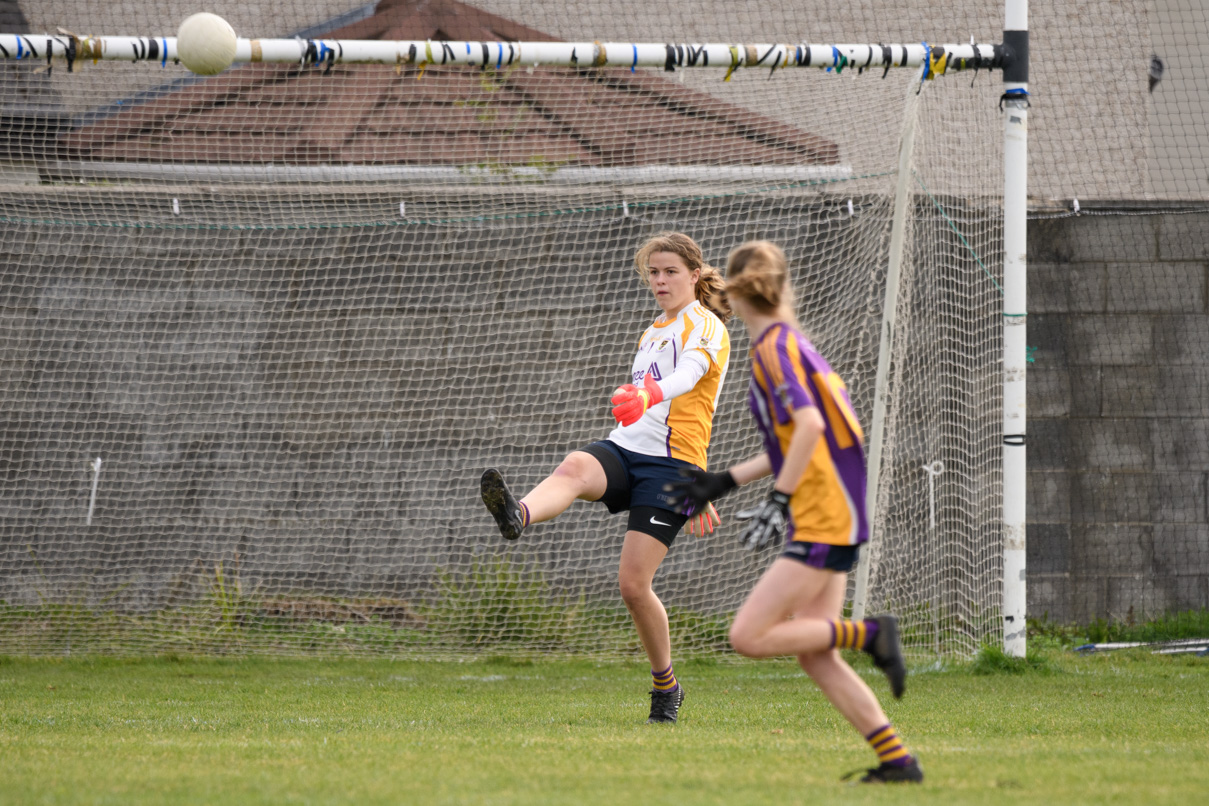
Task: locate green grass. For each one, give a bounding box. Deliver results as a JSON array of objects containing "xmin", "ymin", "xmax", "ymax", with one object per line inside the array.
[{"xmin": 1, "ymin": 650, "xmax": 1207, "ymax": 805}]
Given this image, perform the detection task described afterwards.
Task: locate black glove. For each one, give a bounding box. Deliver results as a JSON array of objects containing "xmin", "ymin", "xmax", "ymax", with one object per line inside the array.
[
  {"xmin": 663, "ymin": 468, "xmax": 737, "ymax": 516},
  {"xmin": 736, "ymin": 490, "xmax": 790, "ymax": 550}
]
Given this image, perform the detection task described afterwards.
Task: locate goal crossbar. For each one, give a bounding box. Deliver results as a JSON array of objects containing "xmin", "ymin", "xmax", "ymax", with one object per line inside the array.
[{"xmin": 0, "ymin": 35, "xmax": 1003, "ymax": 75}]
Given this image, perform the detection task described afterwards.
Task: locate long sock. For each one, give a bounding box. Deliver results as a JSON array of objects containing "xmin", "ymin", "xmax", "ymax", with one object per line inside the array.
[
  {"xmin": 827, "ymin": 619, "xmax": 879, "ymax": 650},
  {"xmin": 865, "ymin": 724, "xmax": 913, "ymax": 767},
  {"xmin": 518, "ymin": 502, "xmax": 531, "ymax": 528},
  {"xmin": 651, "ymin": 663, "xmax": 679, "ymax": 693}
]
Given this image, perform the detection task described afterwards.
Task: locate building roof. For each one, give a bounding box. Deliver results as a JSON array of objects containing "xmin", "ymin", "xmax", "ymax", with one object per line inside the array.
[{"xmin": 59, "ymin": 0, "xmax": 838, "ymax": 168}]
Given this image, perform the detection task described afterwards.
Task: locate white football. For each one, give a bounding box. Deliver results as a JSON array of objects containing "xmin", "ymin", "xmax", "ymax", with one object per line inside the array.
[{"xmin": 176, "ymin": 13, "xmax": 238, "ymax": 76}]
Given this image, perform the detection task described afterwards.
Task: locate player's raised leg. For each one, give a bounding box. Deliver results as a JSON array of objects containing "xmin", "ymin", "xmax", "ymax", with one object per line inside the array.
[
  {"xmin": 480, "ymin": 468, "xmax": 526, "ymax": 541},
  {"xmin": 730, "ymin": 560, "xmax": 921, "ymax": 783},
  {"xmin": 729, "ymin": 561, "xmax": 906, "ymax": 697},
  {"xmin": 481, "ymin": 452, "xmax": 607, "ymax": 541},
  {"xmin": 520, "ymin": 452, "xmax": 608, "ymax": 523}
]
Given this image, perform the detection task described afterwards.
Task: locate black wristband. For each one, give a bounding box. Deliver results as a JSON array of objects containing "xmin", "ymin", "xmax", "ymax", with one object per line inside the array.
[
  {"xmin": 769, "ymin": 489, "xmax": 791, "ymax": 507},
  {"xmin": 719, "ymin": 471, "xmax": 738, "ymax": 495}
]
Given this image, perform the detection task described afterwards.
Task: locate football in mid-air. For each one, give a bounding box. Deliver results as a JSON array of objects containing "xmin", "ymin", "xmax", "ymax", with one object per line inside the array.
[{"xmin": 176, "ymin": 12, "xmax": 238, "ymax": 75}]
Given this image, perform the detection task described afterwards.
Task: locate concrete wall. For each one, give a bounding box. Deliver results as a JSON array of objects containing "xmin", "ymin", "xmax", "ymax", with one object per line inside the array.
[{"xmin": 1027, "ymin": 208, "xmax": 1209, "ymax": 623}]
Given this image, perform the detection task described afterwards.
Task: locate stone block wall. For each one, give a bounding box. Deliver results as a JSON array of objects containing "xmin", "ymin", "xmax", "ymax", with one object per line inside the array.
[{"xmin": 1027, "ymin": 208, "xmax": 1209, "ymax": 623}]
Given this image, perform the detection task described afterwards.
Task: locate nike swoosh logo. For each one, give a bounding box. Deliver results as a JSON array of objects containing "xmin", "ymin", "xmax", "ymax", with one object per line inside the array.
[{"xmin": 650, "ymin": 516, "xmax": 671, "ymax": 526}]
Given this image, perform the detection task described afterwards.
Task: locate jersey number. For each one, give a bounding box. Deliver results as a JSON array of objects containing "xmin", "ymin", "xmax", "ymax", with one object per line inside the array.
[{"xmin": 811, "ymin": 372, "xmax": 864, "ymax": 449}]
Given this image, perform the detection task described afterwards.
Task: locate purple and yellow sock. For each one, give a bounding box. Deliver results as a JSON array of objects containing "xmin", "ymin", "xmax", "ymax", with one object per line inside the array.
[
  {"xmin": 828, "ymin": 619, "xmax": 879, "ymax": 651},
  {"xmin": 865, "ymin": 724, "xmax": 913, "ymax": 767},
  {"xmin": 518, "ymin": 502, "xmax": 531, "ymax": 528},
  {"xmin": 651, "ymin": 663, "xmax": 679, "ymax": 693}
]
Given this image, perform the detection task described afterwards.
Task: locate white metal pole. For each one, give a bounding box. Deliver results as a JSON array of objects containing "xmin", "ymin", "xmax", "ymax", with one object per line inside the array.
[
  {"xmin": 851, "ymin": 82, "xmax": 921, "ymax": 622},
  {"xmin": 1002, "ymin": 0, "xmax": 1029, "ymax": 658},
  {"xmin": 0, "ymin": 34, "xmax": 1000, "ymax": 72}
]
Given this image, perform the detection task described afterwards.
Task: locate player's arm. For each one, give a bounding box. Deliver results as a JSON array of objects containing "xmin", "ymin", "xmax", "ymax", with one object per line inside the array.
[
  {"xmin": 664, "ymin": 451, "xmax": 770, "ymax": 518},
  {"xmin": 775, "ymin": 406, "xmax": 824, "ymax": 495},
  {"xmin": 734, "ymin": 406, "xmax": 824, "ymax": 549},
  {"xmin": 728, "ymin": 453, "xmax": 774, "ymax": 486},
  {"xmin": 672, "ymin": 406, "xmax": 825, "ymax": 547},
  {"xmin": 610, "ymin": 351, "xmax": 709, "ymax": 426}
]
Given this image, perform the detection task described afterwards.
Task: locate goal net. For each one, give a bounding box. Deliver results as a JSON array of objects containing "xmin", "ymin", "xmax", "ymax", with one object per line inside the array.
[{"xmin": 1, "ymin": 0, "xmax": 1007, "ymax": 658}]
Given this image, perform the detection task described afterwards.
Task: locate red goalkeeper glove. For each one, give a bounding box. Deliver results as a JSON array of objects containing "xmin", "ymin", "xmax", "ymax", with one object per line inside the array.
[
  {"xmin": 684, "ymin": 502, "xmax": 722, "ymax": 537},
  {"xmin": 611, "ymin": 374, "xmax": 664, "ymax": 427}
]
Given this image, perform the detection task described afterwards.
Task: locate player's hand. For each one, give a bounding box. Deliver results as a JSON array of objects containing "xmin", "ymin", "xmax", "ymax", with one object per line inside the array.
[
  {"xmin": 683, "ymin": 502, "xmax": 721, "ymax": 536},
  {"xmin": 611, "ymin": 374, "xmax": 664, "ymax": 426},
  {"xmin": 736, "ymin": 490, "xmax": 791, "ymax": 550},
  {"xmin": 663, "ymin": 467, "xmax": 737, "ymax": 516}
]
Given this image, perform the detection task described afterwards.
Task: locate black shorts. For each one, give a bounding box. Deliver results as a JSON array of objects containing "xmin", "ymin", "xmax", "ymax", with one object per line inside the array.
[
  {"xmin": 781, "ymin": 540, "xmax": 861, "ymax": 572},
  {"xmin": 577, "ymin": 441, "xmax": 690, "ymax": 547}
]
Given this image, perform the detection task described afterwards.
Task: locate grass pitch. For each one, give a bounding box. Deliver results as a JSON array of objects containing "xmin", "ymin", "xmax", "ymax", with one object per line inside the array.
[{"xmin": 1, "ymin": 649, "xmax": 1206, "ymax": 805}]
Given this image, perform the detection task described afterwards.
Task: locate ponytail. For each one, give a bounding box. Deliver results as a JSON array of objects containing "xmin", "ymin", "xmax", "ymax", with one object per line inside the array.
[
  {"xmin": 725, "ymin": 241, "xmax": 797, "ymax": 323},
  {"xmin": 695, "ymin": 264, "xmax": 731, "ymax": 323}
]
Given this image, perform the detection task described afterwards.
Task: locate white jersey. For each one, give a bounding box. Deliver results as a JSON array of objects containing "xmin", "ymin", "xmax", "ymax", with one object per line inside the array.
[{"xmin": 608, "ymin": 302, "xmax": 730, "ymax": 468}]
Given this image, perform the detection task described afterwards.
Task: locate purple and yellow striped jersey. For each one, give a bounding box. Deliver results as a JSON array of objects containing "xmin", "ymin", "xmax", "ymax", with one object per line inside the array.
[{"xmin": 748, "ymin": 322, "xmax": 868, "ymax": 547}]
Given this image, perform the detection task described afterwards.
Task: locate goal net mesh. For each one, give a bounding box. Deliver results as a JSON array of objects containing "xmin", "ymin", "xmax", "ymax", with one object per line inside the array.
[{"xmin": 0, "ymin": 0, "xmax": 1012, "ymax": 658}]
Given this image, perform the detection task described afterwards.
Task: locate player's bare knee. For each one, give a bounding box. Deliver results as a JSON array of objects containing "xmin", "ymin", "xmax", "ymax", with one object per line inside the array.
[
  {"xmin": 617, "ymin": 573, "xmax": 649, "ymax": 608},
  {"xmin": 728, "ymin": 622, "xmax": 760, "ymax": 658},
  {"xmin": 551, "ymin": 454, "xmax": 593, "ymax": 490}
]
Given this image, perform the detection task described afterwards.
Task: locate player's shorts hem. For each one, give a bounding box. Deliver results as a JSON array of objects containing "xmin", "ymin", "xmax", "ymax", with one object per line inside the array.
[
  {"xmin": 627, "ymin": 505, "xmax": 687, "ymax": 547},
  {"xmin": 781, "ymin": 541, "xmax": 861, "ymax": 572}
]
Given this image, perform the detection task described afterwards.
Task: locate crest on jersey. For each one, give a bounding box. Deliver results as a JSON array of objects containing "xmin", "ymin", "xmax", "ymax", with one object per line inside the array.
[
  {"xmin": 656, "ymin": 339, "xmax": 670, "ymax": 352},
  {"xmin": 775, "ymin": 381, "xmax": 793, "ymax": 411}
]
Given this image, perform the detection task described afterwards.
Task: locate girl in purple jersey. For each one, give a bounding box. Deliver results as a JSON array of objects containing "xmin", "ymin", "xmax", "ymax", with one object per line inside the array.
[{"xmin": 667, "ymin": 241, "xmax": 923, "ymax": 784}]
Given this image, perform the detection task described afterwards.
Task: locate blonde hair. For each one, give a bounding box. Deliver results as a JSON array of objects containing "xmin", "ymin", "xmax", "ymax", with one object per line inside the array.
[
  {"xmin": 634, "ymin": 232, "xmax": 731, "ymax": 323},
  {"xmin": 724, "ymin": 240, "xmax": 799, "ymax": 325}
]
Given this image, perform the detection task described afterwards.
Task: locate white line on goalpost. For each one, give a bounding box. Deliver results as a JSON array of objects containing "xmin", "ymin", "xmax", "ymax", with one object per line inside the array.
[{"xmin": 0, "ymin": 8, "xmax": 1028, "ymax": 658}]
